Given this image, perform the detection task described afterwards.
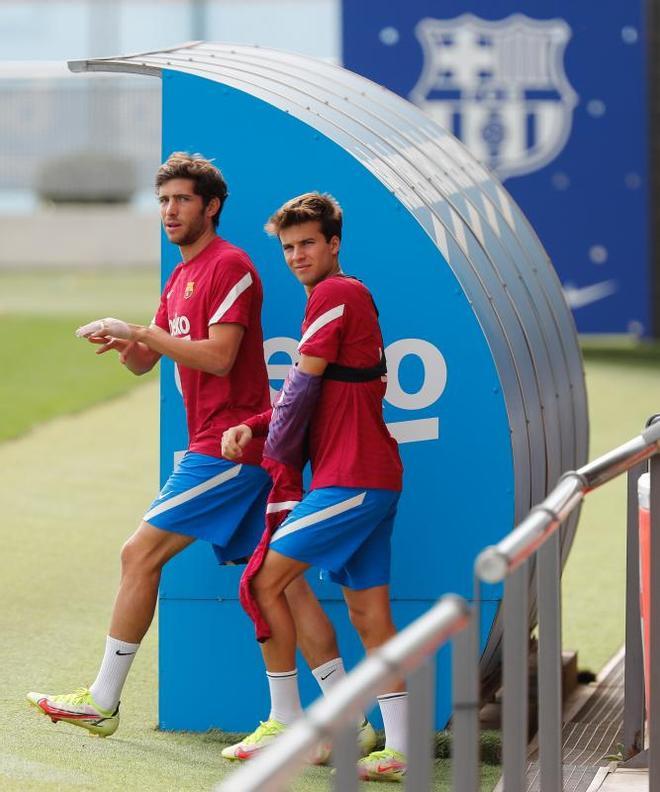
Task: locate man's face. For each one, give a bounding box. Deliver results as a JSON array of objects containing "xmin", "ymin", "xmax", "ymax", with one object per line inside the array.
[
  {"xmin": 279, "ymin": 221, "xmax": 340, "ymax": 289},
  {"xmin": 158, "ymin": 178, "xmax": 217, "ymax": 246}
]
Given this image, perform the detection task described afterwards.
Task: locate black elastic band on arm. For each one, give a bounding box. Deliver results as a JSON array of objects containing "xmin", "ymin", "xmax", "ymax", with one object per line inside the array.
[{"xmin": 324, "ymin": 356, "xmax": 387, "ymax": 383}]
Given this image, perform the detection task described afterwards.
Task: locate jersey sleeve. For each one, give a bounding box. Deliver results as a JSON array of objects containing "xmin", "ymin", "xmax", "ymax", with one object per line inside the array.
[
  {"xmin": 298, "ymin": 280, "xmax": 346, "ymax": 362},
  {"xmin": 207, "ymin": 254, "xmax": 255, "ymax": 329},
  {"xmin": 244, "ymin": 408, "xmax": 273, "ymax": 437}
]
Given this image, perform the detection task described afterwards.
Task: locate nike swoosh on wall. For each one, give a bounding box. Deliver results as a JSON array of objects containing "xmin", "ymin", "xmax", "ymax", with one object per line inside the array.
[{"xmin": 562, "ymin": 280, "xmax": 617, "ymax": 309}]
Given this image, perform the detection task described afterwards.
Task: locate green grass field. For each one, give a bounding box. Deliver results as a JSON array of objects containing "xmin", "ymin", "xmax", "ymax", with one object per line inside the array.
[
  {"xmin": 0, "ymin": 269, "xmax": 160, "ymax": 443},
  {"xmin": 1, "ymin": 267, "xmax": 657, "ymax": 789},
  {"xmin": 0, "ymin": 385, "xmax": 499, "ymax": 790}
]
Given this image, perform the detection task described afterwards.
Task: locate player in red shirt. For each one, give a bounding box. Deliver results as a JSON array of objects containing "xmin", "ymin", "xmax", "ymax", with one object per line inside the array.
[
  {"xmin": 221, "ymin": 193, "xmax": 407, "ymax": 782},
  {"xmin": 26, "ymin": 156, "xmax": 372, "ymax": 753}
]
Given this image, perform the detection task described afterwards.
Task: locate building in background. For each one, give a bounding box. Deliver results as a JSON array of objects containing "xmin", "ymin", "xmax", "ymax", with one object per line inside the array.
[{"xmin": 0, "ymin": 0, "xmax": 338, "ymax": 212}]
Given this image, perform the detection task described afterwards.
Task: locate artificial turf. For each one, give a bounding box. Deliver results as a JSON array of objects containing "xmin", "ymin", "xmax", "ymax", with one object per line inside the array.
[
  {"xmin": 0, "ymin": 268, "xmax": 160, "ymax": 444},
  {"xmin": 0, "ymin": 384, "xmax": 499, "ymax": 791},
  {"xmin": 0, "ymin": 314, "xmax": 158, "ymax": 443},
  {"xmin": 0, "ymin": 267, "xmax": 507, "ymax": 789},
  {"xmin": 3, "ymin": 267, "xmax": 659, "ymax": 789}
]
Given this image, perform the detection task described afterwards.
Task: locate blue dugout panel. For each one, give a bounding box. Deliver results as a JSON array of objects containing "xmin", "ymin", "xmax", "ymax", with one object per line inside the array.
[{"xmin": 69, "ymin": 43, "xmax": 588, "ymax": 730}]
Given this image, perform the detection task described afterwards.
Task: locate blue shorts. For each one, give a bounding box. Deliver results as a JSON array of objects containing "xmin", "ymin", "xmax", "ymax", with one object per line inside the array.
[
  {"xmin": 269, "ymin": 487, "xmax": 400, "ymax": 590},
  {"xmin": 143, "ymin": 452, "xmax": 270, "ymax": 564}
]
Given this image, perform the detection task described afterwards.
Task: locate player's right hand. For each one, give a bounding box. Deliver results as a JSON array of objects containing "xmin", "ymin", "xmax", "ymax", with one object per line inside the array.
[{"xmin": 221, "ymin": 424, "xmax": 253, "ymax": 460}]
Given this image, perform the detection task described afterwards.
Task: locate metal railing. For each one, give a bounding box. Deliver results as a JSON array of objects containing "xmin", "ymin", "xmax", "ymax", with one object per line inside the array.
[
  {"xmin": 216, "ymin": 416, "xmax": 660, "ymax": 791},
  {"xmin": 216, "ymin": 593, "xmax": 479, "ymax": 792},
  {"xmin": 476, "ymin": 416, "xmax": 660, "ymax": 792}
]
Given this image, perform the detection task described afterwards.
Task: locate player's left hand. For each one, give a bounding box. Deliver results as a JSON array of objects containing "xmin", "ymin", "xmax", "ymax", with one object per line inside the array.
[
  {"xmin": 87, "ymin": 335, "xmax": 137, "ymax": 361},
  {"xmin": 75, "ymin": 317, "xmax": 136, "ymax": 341},
  {"xmin": 222, "ymin": 424, "xmax": 253, "ymax": 460}
]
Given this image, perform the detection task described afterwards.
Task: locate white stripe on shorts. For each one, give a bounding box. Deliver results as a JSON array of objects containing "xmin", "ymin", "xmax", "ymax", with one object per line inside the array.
[
  {"xmin": 208, "ymin": 272, "xmax": 253, "ymax": 326},
  {"xmin": 271, "ymin": 491, "xmax": 366, "ymax": 543},
  {"xmin": 144, "ymin": 463, "xmax": 242, "ymax": 523},
  {"xmin": 266, "ymin": 500, "xmax": 300, "ymax": 514}
]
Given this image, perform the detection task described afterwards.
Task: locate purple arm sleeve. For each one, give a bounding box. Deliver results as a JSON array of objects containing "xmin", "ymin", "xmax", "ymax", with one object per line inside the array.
[{"xmin": 264, "ymin": 365, "xmax": 322, "ymax": 469}]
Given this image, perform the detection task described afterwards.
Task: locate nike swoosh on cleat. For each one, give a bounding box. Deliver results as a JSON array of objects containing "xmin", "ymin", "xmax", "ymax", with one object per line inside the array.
[
  {"xmin": 47, "ymin": 710, "xmax": 98, "ymax": 720},
  {"xmin": 377, "ymin": 763, "xmax": 405, "ymax": 773}
]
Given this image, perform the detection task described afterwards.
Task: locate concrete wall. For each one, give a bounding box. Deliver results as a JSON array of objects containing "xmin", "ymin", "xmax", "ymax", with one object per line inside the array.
[{"xmin": 0, "ymin": 206, "xmax": 159, "ymax": 268}]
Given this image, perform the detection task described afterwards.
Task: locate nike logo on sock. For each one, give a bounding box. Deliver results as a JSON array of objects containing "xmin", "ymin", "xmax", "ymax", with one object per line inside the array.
[
  {"xmin": 115, "ymin": 650, "xmax": 136, "ymax": 656},
  {"xmin": 320, "ymin": 669, "xmax": 336, "ymax": 681}
]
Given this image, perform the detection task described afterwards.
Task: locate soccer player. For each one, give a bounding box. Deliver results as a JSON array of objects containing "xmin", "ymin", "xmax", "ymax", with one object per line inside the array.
[
  {"xmin": 221, "ymin": 193, "xmax": 408, "ymax": 782},
  {"xmin": 26, "ymin": 154, "xmax": 375, "ymax": 757}
]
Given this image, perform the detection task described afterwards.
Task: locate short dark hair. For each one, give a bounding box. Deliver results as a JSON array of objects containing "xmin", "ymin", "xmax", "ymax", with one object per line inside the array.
[
  {"xmin": 155, "ymin": 152, "xmax": 228, "ymax": 228},
  {"xmin": 265, "ymin": 192, "xmax": 342, "ymax": 241}
]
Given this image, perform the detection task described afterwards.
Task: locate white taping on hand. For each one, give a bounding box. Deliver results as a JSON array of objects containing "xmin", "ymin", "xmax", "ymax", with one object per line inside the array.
[{"xmin": 75, "ymin": 317, "xmax": 132, "ymax": 339}]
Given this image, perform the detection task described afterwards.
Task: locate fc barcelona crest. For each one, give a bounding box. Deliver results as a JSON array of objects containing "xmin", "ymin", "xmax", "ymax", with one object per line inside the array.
[
  {"xmin": 410, "ymin": 14, "xmax": 577, "ymax": 180},
  {"xmin": 184, "ymin": 281, "xmax": 195, "ymax": 299}
]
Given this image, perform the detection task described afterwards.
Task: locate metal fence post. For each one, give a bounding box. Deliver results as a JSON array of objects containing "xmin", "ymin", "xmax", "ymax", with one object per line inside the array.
[
  {"xmin": 406, "ymin": 658, "xmax": 436, "ymax": 791},
  {"xmin": 332, "ymin": 723, "xmax": 359, "ymax": 792},
  {"xmin": 649, "ymin": 454, "xmax": 660, "ymax": 792},
  {"xmin": 503, "ymin": 561, "xmax": 529, "ymax": 792},
  {"xmin": 537, "ymin": 531, "xmax": 562, "ymax": 792},
  {"xmin": 623, "ymin": 461, "xmax": 646, "ymax": 758},
  {"xmin": 452, "ymin": 602, "xmax": 479, "ymax": 792}
]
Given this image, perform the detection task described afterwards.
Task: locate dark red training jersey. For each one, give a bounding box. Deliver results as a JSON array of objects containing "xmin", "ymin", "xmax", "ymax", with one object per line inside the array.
[
  {"xmin": 299, "ymin": 274, "xmax": 403, "ymax": 491},
  {"xmin": 153, "ymin": 236, "xmax": 270, "ymax": 464}
]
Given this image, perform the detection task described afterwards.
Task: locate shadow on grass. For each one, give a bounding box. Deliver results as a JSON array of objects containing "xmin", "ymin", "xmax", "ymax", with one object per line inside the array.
[
  {"xmin": 182, "ymin": 727, "xmax": 503, "ymax": 764},
  {"xmin": 580, "ymin": 338, "xmax": 660, "ymax": 369}
]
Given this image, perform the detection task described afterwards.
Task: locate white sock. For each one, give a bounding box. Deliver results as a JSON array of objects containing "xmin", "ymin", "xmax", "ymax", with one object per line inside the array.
[
  {"xmin": 378, "ymin": 692, "xmax": 408, "ymax": 755},
  {"xmin": 311, "ymin": 657, "xmax": 346, "ymax": 695},
  {"xmin": 312, "ymin": 658, "xmax": 368, "ymax": 725},
  {"xmin": 267, "ymin": 669, "xmax": 302, "ymax": 725},
  {"xmin": 89, "ymin": 635, "xmax": 140, "ymax": 712}
]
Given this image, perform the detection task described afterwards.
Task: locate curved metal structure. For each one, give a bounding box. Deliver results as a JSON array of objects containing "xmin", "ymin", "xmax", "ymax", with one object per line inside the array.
[{"xmin": 69, "ymin": 41, "xmax": 588, "ymax": 728}]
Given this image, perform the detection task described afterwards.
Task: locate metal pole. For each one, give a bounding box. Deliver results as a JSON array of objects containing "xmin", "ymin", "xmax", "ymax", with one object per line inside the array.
[
  {"xmin": 87, "ymin": 1, "xmax": 121, "ymax": 147},
  {"xmin": 649, "ymin": 454, "xmax": 660, "ymax": 792},
  {"xmin": 623, "ymin": 462, "xmax": 646, "ymax": 757},
  {"xmin": 452, "ymin": 602, "xmax": 480, "ymax": 792},
  {"xmin": 503, "ymin": 562, "xmax": 529, "ymax": 792},
  {"xmin": 406, "ymin": 658, "xmax": 436, "ymax": 791},
  {"xmin": 331, "ymin": 723, "xmax": 359, "ymax": 792},
  {"xmin": 537, "ymin": 531, "xmax": 562, "ymax": 792},
  {"xmin": 190, "ymin": 0, "xmax": 208, "ymax": 40}
]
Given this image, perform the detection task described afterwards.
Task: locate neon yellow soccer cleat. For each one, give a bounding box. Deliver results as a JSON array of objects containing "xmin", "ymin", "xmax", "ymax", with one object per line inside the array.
[
  {"xmin": 221, "ymin": 719, "xmax": 331, "ymax": 765},
  {"xmin": 358, "ymin": 718, "xmax": 378, "ymax": 757},
  {"xmin": 221, "ymin": 719, "xmax": 286, "ymax": 760},
  {"xmin": 357, "ymin": 748, "xmax": 407, "ymax": 782},
  {"xmin": 27, "ymin": 687, "xmax": 119, "ymax": 737}
]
